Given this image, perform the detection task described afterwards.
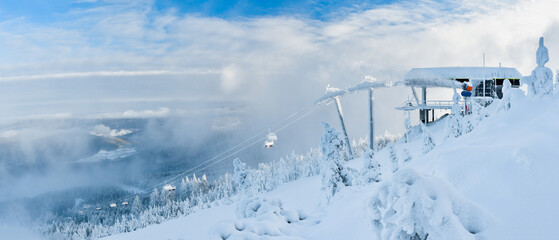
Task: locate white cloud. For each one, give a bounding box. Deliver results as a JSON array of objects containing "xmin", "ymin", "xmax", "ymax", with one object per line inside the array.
[
  {"xmin": 0, "ymin": 69, "xmax": 219, "ymax": 82},
  {"xmin": 0, "ymin": 0, "xmax": 558, "ymax": 136},
  {"xmin": 91, "ymin": 107, "xmax": 171, "ymax": 119}
]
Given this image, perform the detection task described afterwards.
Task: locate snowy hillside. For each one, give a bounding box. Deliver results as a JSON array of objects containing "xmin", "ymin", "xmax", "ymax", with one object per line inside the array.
[{"xmin": 100, "ymin": 91, "xmax": 559, "ymax": 240}]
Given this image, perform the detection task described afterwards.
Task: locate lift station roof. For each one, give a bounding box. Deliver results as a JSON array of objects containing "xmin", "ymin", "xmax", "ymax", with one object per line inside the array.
[{"xmin": 404, "ymin": 67, "xmax": 523, "ymax": 87}]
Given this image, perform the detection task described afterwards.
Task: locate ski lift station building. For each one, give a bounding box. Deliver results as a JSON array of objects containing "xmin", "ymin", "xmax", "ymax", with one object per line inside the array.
[{"xmin": 397, "ymin": 66, "xmax": 522, "ymax": 123}]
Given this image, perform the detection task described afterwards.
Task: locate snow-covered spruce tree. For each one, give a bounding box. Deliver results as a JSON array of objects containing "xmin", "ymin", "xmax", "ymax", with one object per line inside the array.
[
  {"xmin": 472, "ymin": 99, "xmax": 489, "ymax": 126},
  {"xmin": 446, "ymin": 91, "xmax": 462, "ymax": 139},
  {"xmin": 498, "ymin": 79, "xmax": 512, "ymax": 112},
  {"xmin": 149, "ymin": 188, "xmax": 160, "ymax": 207},
  {"xmin": 320, "ymin": 122, "xmax": 354, "ymax": 202},
  {"xmin": 362, "ymin": 149, "xmax": 381, "ymax": 183},
  {"xmin": 233, "ymin": 158, "xmax": 251, "ymax": 197},
  {"xmin": 404, "ymin": 113, "xmax": 411, "ymax": 143},
  {"xmin": 132, "ymin": 195, "xmax": 142, "ymax": 215},
  {"xmin": 530, "ymin": 37, "xmax": 554, "ymax": 96},
  {"xmin": 388, "ymin": 142, "xmax": 399, "ymax": 173},
  {"xmin": 421, "ymin": 123, "xmax": 435, "ymax": 154}
]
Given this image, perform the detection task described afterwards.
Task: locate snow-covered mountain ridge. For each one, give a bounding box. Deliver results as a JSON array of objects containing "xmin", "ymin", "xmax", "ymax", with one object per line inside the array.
[{"xmin": 101, "ymin": 91, "xmax": 559, "ymax": 240}]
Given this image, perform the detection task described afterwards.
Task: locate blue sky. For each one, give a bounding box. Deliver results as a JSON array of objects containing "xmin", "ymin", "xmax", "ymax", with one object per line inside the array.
[{"xmin": 0, "ymin": 0, "xmax": 398, "ymax": 23}]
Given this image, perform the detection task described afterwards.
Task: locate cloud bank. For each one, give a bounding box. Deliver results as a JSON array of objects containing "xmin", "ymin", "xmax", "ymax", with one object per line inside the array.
[{"xmin": 0, "ymin": 0, "xmax": 558, "ymax": 141}]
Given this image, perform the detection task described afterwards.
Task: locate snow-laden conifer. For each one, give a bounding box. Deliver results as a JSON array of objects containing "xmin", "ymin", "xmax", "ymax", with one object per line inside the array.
[
  {"xmin": 387, "ymin": 142, "xmax": 399, "ymax": 173},
  {"xmin": 499, "ymin": 79, "xmax": 513, "ymax": 112},
  {"xmin": 132, "ymin": 195, "xmax": 142, "ymax": 215},
  {"xmin": 233, "ymin": 158, "xmax": 251, "ymax": 197},
  {"xmin": 320, "ymin": 122, "xmax": 353, "ymax": 202},
  {"xmin": 362, "ymin": 149, "xmax": 381, "ymax": 183},
  {"xmin": 446, "ymin": 91, "xmax": 462, "ymax": 139},
  {"xmin": 529, "ymin": 37, "xmax": 554, "ymax": 95},
  {"xmin": 149, "ymin": 188, "xmax": 160, "ymax": 207}
]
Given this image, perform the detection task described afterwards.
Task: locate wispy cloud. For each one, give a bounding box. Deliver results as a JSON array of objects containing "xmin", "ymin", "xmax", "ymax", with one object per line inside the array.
[{"xmin": 0, "ymin": 69, "xmax": 219, "ymax": 82}]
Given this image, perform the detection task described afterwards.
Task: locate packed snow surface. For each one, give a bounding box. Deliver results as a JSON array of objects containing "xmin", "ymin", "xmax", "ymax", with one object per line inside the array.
[{"xmin": 103, "ymin": 91, "xmax": 559, "ymax": 240}]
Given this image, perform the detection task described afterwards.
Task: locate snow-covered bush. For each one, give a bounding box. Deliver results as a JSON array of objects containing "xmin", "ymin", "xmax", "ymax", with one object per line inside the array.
[
  {"xmin": 367, "ymin": 168, "xmax": 491, "ymax": 240},
  {"xmin": 362, "ymin": 149, "xmax": 381, "ymax": 183},
  {"xmin": 235, "ymin": 197, "xmax": 283, "ymax": 219},
  {"xmin": 215, "ymin": 197, "xmax": 313, "ymax": 240},
  {"xmin": 320, "ymin": 122, "xmax": 354, "ymax": 202}
]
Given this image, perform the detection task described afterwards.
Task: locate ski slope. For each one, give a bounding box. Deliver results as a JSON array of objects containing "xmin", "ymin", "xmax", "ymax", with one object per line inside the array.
[{"xmin": 104, "ymin": 93, "xmax": 559, "ymax": 240}]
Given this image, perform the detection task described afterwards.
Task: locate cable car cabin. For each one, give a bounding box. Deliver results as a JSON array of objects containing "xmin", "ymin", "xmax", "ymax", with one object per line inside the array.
[
  {"xmin": 122, "ymin": 201, "xmax": 129, "ymax": 206},
  {"xmin": 264, "ymin": 132, "xmax": 277, "ymax": 148},
  {"xmin": 163, "ymin": 184, "xmax": 176, "ymax": 191},
  {"xmin": 264, "ymin": 140, "xmax": 274, "ymax": 148},
  {"xmin": 109, "ymin": 203, "xmax": 117, "ymax": 208}
]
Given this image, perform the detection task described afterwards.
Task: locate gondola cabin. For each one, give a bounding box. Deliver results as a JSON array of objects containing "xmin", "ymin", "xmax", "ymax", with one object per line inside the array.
[
  {"xmin": 264, "ymin": 140, "xmax": 274, "ymax": 148},
  {"xmin": 163, "ymin": 184, "xmax": 176, "ymax": 191},
  {"xmin": 264, "ymin": 132, "xmax": 277, "ymax": 148}
]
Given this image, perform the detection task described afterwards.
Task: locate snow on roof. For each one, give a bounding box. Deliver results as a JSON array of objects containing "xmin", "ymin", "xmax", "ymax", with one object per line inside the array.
[{"xmin": 405, "ymin": 67, "xmax": 523, "ymax": 84}]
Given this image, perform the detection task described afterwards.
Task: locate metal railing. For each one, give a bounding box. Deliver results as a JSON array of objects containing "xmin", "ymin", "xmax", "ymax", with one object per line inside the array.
[{"xmin": 395, "ymin": 100, "xmax": 463, "ymax": 110}]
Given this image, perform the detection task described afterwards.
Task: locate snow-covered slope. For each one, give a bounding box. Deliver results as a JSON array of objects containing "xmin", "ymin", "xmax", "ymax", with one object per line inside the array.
[{"xmin": 103, "ymin": 93, "xmax": 559, "ymax": 240}]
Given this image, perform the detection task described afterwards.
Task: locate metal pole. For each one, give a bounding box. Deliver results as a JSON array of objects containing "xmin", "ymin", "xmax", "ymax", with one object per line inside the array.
[
  {"xmin": 422, "ymin": 87, "xmax": 427, "ymax": 123},
  {"xmin": 368, "ymin": 88, "xmax": 374, "ymax": 151},
  {"xmin": 334, "ymin": 97, "xmax": 353, "ymax": 159}
]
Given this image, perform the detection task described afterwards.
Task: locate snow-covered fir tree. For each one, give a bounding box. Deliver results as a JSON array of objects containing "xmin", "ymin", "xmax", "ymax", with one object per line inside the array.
[
  {"xmin": 403, "ymin": 111, "xmax": 411, "ymax": 143},
  {"xmin": 421, "ymin": 123, "xmax": 435, "ymax": 154},
  {"xmin": 499, "ymin": 79, "xmax": 513, "ymax": 112},
  {"xmin": 362, "ymin": 149, "xmax": 381, "ymax": 183},
  {"xmin": 233, "ymin": 158, "xmax": 251, "ymax": 197},
  {"xmin": 472, "ymin": 99, "xmax": 489, "ymax": 126},
  {"xmin": 320, "ymin": 122, "xmax": 353, "ymax": 202},
  {"xmin": 530, "ymin": 37, "xmax": 554, "ymax": 95},
  {"xmin": 150, "ymin": 188, "xmax": 160, "ymax": 207},
  {"xmin": 446, "ymin": 91, "xmax": 463, "ymax": 139},
  {"xmin": 132, "ymin": 195, "xmax": 142, "ymax": 215},
  {"xmin": 387, "ymin": 142, "xmax": 399, "ymax": 173}
]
